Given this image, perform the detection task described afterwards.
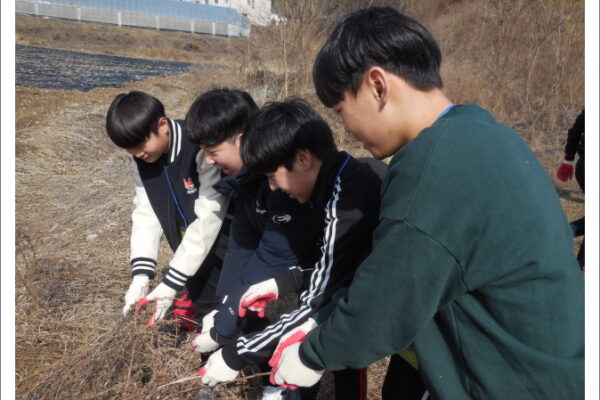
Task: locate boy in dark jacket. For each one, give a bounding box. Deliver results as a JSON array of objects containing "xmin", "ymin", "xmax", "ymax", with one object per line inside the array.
[
  {"xmin": 198, "ymin": 99, "xmax": 386, "ymax": 400},
  {"xmin": 105, "ymin": 90, "xmax": 229, "ymax": 327},
  {"xmin": 184, "ymin": 89, "xmax": 328, "ymax": 399},
  {"xmin": 270, "ymin": 7, "xmax": 585, "ymax": 400}
]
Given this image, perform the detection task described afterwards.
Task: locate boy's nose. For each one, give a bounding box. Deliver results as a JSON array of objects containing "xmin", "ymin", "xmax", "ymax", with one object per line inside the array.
[
  {"xmin": 205, "ymin": 155, "xmax": 215, "ymax": 165},
  {"xmin": 268, "ymin": 181, "xmax": 278, "ymax": 191}
]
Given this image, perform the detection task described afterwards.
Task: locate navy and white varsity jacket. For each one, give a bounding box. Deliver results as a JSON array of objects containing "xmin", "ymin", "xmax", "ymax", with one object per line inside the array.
[
  {"xmin": 222, "ymin": 152, "xmax": 387, "ymax": 368},
  {"xmin": 210, "ymin": 166, "xmax": 322, "ymax": 339},
  {"xmin": 129, "ymin": 119, "xmax": 229, "ymax": 290}
]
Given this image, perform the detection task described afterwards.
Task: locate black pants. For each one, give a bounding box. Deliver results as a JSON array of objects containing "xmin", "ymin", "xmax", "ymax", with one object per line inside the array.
[
  {"xmin": 575, "ymin": 155, "xmax": 584, "ymax": 192},
  {"xmin": 382, "ymin": 353, "xmax": 428, "ymax": 400},
  {"xmin": 286, "ymin": 368, "xmax": 367, "ymax": 400},
  {"xmin": 185, "ymin": 250, "xmax": 223, "ymax": 322},
  {"xmin": 572, "ymin": 156, "xmax": 584, "ymax": 269}
]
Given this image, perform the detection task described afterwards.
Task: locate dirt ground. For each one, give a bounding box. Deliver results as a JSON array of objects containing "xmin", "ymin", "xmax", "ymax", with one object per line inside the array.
[{"xmin": 14, "ymin": 11, "xmax": 584, "ymax": 400}]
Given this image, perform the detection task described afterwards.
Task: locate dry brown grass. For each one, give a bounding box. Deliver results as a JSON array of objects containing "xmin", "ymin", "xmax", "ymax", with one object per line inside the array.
[
  {"xmin": 15, "ymin": 1, "xmax": 584, "ymax": 398},
  {"xmin": 16, "ymin": 15, "xmax": 247, "ymax": 65}
]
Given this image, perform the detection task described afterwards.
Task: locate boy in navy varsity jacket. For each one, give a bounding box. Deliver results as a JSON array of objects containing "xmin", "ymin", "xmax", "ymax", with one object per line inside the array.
[
  {"xmin": 105, "ymin": 91, "xmax": 229, "ymax": 327},
  {"xmin": 198, "ymin": 99, "xmax": 386, "ymax": 400}
]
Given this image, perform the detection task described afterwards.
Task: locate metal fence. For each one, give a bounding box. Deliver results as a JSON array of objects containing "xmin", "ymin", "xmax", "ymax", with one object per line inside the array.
[{"xmin": 16, "ymin": 0, "xmax": 250, "ymax": 37}]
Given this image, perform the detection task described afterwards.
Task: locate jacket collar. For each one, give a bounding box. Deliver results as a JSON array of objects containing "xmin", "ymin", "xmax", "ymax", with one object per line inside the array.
[
  {"xmin": 213, "ymin": 165, "xmax": 264, "ymax": 200},
  {"xmin": 308, "ymin": 151, "xmax": 349, "ymax": 205},
  {"xmin": 166, "ymin": 119, "xmax": 181, "ymax": 164}
]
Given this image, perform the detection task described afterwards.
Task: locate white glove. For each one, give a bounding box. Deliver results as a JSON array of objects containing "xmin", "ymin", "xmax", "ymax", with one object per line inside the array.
[
  {"xmin": 191, "ymin": 310, "xmax": 221, "ymax": 353},
  {"xmin": 123, "ymin": 275, "xmax": 150, "ymax": 317},
  {"xmin": 268, "ymin": 318, "xmax": 318, "ymax": 388},
  {"xmin": 201, "ymin": 310, "xmax": 218, "ymax": 334},
  {"xmin": 198, "ymin": 348, "xmax": 240, "ymax": 387},
  {"xmin": 238, "ymin": 278, "xmax": 279, "ymax": 318},
  {"xmin": 137, "ymin": 282, "xmax": 177, "ymax": 326},
  {"xmin": 271, "ymin": 342, "xmax": 324, "ymax": 389}
]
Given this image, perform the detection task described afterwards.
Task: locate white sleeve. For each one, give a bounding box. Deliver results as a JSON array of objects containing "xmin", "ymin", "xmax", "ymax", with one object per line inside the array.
[
  {"xmin": 165, "ymin": 150, "xmax": 229, "ymax": 289},
  {"xmin": 130, "ymin": 161, "xmax": 163, "ymax": 278}
]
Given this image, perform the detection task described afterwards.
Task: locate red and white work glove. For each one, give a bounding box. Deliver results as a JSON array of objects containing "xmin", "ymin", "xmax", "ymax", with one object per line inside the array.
[
  {"xmin": 269, "ymin": 318, "xmax": 323, "ymax": 389},
  {"xmin": 238, "ymin": 278, "xmax": 279, "ymax": 318},
  {"xmin": 198, "ymin": 348, "xmax": 240, "ymax": 387},
  {"xmin": 191, "ymin": 310, "xmax": 221, "ymax": 353},
  {"xmin": 136, "ymin": 282, "xmax": 177, "ymax": 326},
  {"xmin": 556, "ymin": 158, "xmax": 575, "ymax": 181},
  {"xmin": 122, "ymin": 275, "xmax": 150, "ymax": 317}
]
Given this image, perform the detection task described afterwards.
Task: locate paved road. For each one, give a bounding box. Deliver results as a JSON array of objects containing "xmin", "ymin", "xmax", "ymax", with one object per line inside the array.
[{"xmin": 16, "ymin": 44, "xmax": 204, "ymax": 91}]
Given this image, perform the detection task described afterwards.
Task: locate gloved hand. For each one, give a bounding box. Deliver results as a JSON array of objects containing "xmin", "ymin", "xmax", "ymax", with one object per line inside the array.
[
  {"xmin": 556, "ymin": 159, "xmax": 575, "ymax": 181},
  {"xmin": 136, "ymin": 282, "xmax": 177, "ymax": 326},
  {"xmin": 173, "ymin": 293, "xmax": 197, "ymax": 331},
  {"xmin": 198, "ymin": 348, "xmax": 240, "ymax": 387},
  {"xmin": 238, "ymin": 278, "xmax": 279, "ymax": 318},
  {"xmin": 270, "ymin": 342, "xmax": 324, "ymax": 389},
  {"xmin": 191, "ymin": 310, "xmax": 221, "ymax": 353},
  {"xmin": 123, "ymin": 275, "xmax": 150, "ymax": 318},
  {"xmin": 269, "ymin": 318, "xmax": 318, "ymax": 389}
]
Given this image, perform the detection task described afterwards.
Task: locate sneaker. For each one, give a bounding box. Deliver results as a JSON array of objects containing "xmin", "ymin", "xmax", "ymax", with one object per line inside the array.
[
  {"xmin": 261, "ymin": 385, "xmax": 288, "ymax": 400},
  {"xmin": 173, "ymin": 292, "xmax": 197, "ymax": 331}
]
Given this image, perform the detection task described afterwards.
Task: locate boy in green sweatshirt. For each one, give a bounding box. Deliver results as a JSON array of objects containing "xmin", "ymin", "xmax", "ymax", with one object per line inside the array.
[{"xmin": 270, "ymin": 7, "xmax": 584, "ymax": 400}]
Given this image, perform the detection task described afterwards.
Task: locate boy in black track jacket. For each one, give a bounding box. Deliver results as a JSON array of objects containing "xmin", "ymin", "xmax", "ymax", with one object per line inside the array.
[
  {"xmin": 198, "ymin": 99, "xmax": 386, "ymax": 400},
  {"xmin": 105, "ymin": 90, "xmax": 229, "ymax": 328}
]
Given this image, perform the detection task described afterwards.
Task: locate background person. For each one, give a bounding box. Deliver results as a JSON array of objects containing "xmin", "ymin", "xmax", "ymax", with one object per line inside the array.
[{"xmin": 556, "ymin": 109, "xmax": 585, "ymax": 269}]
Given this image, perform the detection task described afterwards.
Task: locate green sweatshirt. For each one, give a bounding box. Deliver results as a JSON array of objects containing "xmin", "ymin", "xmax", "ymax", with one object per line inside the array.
[{"xmin": 300, "ymin": 104, "xmax": 584, "ymax": 399}]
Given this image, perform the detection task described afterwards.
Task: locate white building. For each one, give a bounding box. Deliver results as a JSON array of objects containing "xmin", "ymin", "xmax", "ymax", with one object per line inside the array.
[{"xmin": 181, "ymin": 0, "xmax": 274, "ymax": 26}]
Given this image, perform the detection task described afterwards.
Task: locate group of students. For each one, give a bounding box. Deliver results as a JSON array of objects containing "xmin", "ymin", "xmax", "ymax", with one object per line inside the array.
[{"xmin": 105, "ymin": 7, "xmax": 584, "ymax": 400}]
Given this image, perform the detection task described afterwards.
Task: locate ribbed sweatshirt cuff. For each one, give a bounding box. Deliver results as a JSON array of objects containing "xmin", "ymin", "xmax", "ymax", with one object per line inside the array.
[
  {"xmin": 163, "ymin": 266, "xmax": 189, "ymax": 291},
  {"xmin": 131, "ymin": 257, "xmax": 156, "ymax": 279},
  {"xmin": 275, "ymin": 266, "xmax": 306, "ymax": 296},
  {"xmin": 299, "ymin": 343, "xmax": 325, "ymax": 371}
]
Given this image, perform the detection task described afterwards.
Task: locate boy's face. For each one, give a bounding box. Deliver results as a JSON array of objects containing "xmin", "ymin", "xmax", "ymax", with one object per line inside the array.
[
  {"xmin": 266, "ymin": 151, "xmax": 318, "ymax": 203},
  {"xmin": 202, "ymin": 134, "xmax": 243, "ymax": 175},
  {"xmin": 333, "ymin": 88, "xmax": 391, "ymax": 159},
  {"xmin": 126, "ymin": 118, "xmax": 170, "ymax": 163},
  {"xmin": 333, "ymin": 68, "xmax": 409, "ymax": 160}
]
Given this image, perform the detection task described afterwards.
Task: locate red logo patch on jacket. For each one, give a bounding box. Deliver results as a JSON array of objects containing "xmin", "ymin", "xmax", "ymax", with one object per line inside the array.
[{"xmin": 183, "ymin": 178, "xmax": 198, "ymax": 195}]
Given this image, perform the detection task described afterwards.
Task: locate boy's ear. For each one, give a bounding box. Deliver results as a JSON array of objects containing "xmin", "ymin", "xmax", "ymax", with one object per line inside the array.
[
  {"xmin": 365, "ymin": 67, "xmax": 389, "ymax": 108},
  {"xmin": 295, "ymin": 149, "xmax": 313, "ymax": 171},
  {"xmin": 157, "ymin": 116, "xmax": 170, "ymax": 134}
]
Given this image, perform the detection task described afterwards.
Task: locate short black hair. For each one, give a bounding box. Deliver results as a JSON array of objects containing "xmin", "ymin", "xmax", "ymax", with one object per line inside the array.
[
  {"xmin": 313, "ymin": 6, "xmax": 443, "ymax": 108},
  {"xmin": 105, "ymin": 90, "xmax": 166, "ymax": 149},
  {"xmin": 185, "ymin": 88, "xmax": 258, "ymax": 147},
  {"xmin": 241, "ymin": 98, "xmax": 337, "ymax": 174}
]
